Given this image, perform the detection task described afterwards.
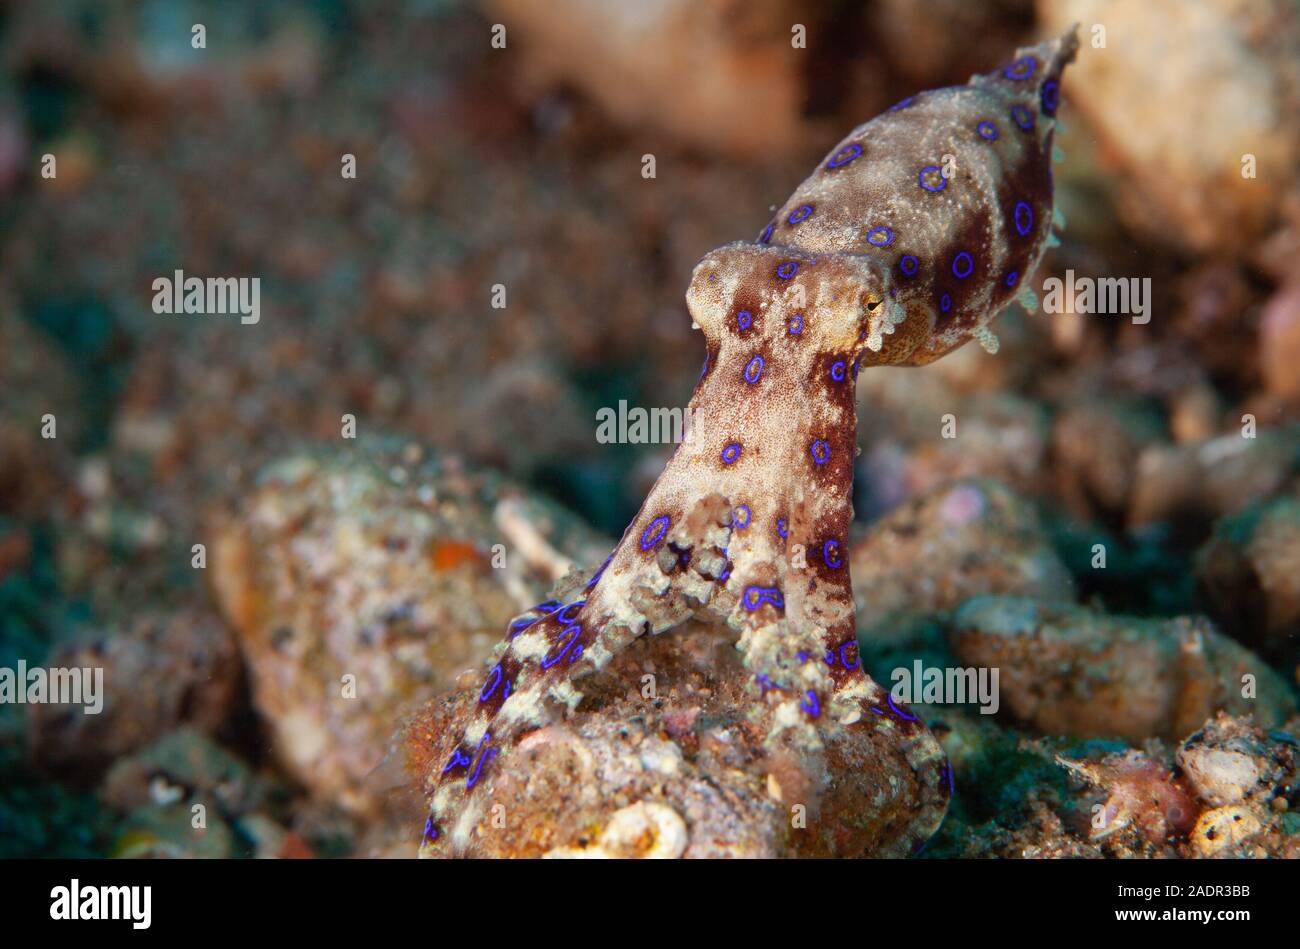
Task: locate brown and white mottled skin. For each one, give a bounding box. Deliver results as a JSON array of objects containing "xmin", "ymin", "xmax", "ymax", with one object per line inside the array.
[{"xmin": 421, "ymin": 28, "xmax": 1078, "ymax": 857}]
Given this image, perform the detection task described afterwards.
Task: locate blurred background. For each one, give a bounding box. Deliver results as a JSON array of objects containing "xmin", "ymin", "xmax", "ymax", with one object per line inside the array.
[{"xmin": 1, "ymin": 0, "xmax": 1298, "ymax": 858}]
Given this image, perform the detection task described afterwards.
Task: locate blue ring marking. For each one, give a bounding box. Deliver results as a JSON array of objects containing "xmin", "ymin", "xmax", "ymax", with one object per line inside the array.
[
  {"xmin": 810, "ymin": 438, "xmax": 830, "ymax": 465},
  {"xmin": 788, "ymin": 314, "xmax": 804, "ymax": 335},
  {"xmin": 797, "ymin": 652, "xmax": 808, "ymax": 663},
  {"xmin": 867, "ymin": 226, "xmax": 894, "ymax": 246},
  {"xmin": 823, "ymin": 539, "xmax": 843, "ymax": 568},
  {"xmin": 744, "ymin": 355, "xmax": 765, "ymax": 384},
  {"xmin": 826, "ymin": 142, "xmax": 862, "ymax": 168},
  {"xmin": 1003, "ymin": 56, "xmax": 1036, "ymax": 80},
  {"xmin": 466, "ymin": 738, "xmax": 498, "ymax": 789},
  {"xmin": 801, "ymin": 690, "xmax": 821, "ymax": 718},
  {"xmin": 777, "ymin": 517, "xmax": 788, "ymax": 539},
  {"xmin": 952, "ymin": 251, "xmax": 974, "ymax": 278},
  {"xmin": 830, "ymin": 361, "xmax": 847, "ymax": 382},
  {"xmin": 1011, "ymin": 105, "xmax": 1034, "ymax": 131},
  {"xmin": 640, "ymin": 515, "xmax": 670, "ymax": 550},
  {"xmin": 1005, "ymin": 270, "xmax": 1019, "ymax": 287},
  {"xmin": 839, "ymin": 642, "xmax": 860, "ymax": 669},
  {"xmin": 736, "ymin": 310, "xmax": 753, "ymax": 331},
  {"xmin": 940, "ymin": 293, "xmax": 952, "ymax": 313},
  {"xmin": 976, "ymin": 121, "xmax": 998, "ymax": 140},
  {"xmin": 919, "ymin": 165, "xmax": 947, "ymax": 192},
  {"xmin": 721, "ymin": 442, "xmax": 742, "ymax": 465},
  {"xmin": 823, "ymin": 650, "xmax": 835, "ymax": 667},
  {"xmin": 889, "ymin": 97, "xmax": 913, "ymax": 112},
  {"xmin": 1041, "ymin": 80, "xmax": 1059, "ymax": 115},
  {"xmin": 509, "ymin": 616, "xmax": 538, "ymax": 638},
  {"xmin": 776, "ymin": 261, "xmax": 799, "ymax": 280},
  {"xmin": 479, "ymin": 664, "xmax": 503, "ymax": 703},
  {"xmin": 568, "ymin": 644, "xmax": 584, "ymax": 665},
  {"xmin": 759, "ymin": 223, "xmax": 774, "ymax": 244},
  {"xmin": 423, "ymin": 817, "xmax": 438, "ymax": 843},
  {"xmin": 742, "ymin": 585, "xmax": 785, "ymax": 611},
  {"xmin": 585, "ymin": 554, "xmax": 613, "ymax": 590},
  {"xmin": 555, "ymin": 600, "xmax": 585, "ymax": 624},
  {"xmin": 541, "ymin": 625, "xmax": 582, "ymax": 669},
  {"xmin": 1014, "ymin": 201, "xmax": 1033, "ymax": 237},
  {"xmin": 534, "ymin": 599, "xmax": 563, "ymax": 613},
  {"xmin": 732, "ymin": 504, "xmax": 752, "ymax": 529},
  {"xmin": 441, "ymin": 744, "xmax": 472, "ymax": 774},
  {"xmin": 899, "ymin": 254, "xmax": 919, "ymax": 276},
  {"xmin": 887, "ymin": 693, "xmax": 919, "ymax": 722},
  {"xmin": 788, "ymin": 205, "xmax": 813, "ymax": 224}
]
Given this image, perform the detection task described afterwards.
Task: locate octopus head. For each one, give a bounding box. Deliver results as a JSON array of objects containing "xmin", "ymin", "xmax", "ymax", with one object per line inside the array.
[{"xmin": 686, "ymin": 241, "xmax": 934, "ymax": 367}]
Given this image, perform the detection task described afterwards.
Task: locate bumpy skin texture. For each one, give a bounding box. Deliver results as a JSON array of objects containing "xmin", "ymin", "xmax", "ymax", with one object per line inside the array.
[{"xmin": 421, "ymin": 29, "xmax": 1078, "ymax": 857}]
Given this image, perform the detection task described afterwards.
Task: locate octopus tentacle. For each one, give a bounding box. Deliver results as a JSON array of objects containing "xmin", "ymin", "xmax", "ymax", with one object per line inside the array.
[{"xmin": 421, "ymin": 26, "xmax": 1077, "ymax": 857}]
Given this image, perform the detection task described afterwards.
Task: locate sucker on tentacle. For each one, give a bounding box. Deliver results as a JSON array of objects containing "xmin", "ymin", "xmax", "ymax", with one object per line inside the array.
[{"xmin": 421, "ymin": 26, "xmax": 1079, "ymax": 857}]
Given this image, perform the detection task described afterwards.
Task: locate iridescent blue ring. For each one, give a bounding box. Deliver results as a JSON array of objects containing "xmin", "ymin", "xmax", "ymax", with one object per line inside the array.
[
  {"xmin": 826, "ymin": 143, "xmax": 862, "ymax": 169},
  {"xmin": 744, "ymin": 355, "xmax": 764, "ymax": 384},
  {"xmin": 1041, "ymin": 80, "xmax": 1060, "ymax": 115},
  {"xmin": 640, "ymin": 516, "xmax": 669, "ymax": 551},
  {"xmin": 952, "ymin": 251, "xmax": 974, "ymax": 279},
  {"xmin": 823, "ymin": 539, "xmax": 843, "ymax": 569},
  {"xmin": 1003, "ymin": 56, "xmax": 1036, "ymax": 80},
  {"xmin": 555, "ymin": 601, "xmax": 585, "ymax": 624},
  {"xmin": 867, "ymin": 226, "xmax": 894, "ymax": 246},
  {"xmin": 940, "ymin": 293, "xmax": 952, "ymax": 313},
  {"xmin": 732, "ymin": 504, "xmax": 752, "ymax": 529},
  {"xmin": 801, "ymin": 690, "xmax": 821, "ymax": 718},
  {"xmin": 788, "ymin": 314, "xmax": 804, "ymax": 335},
  {"xmin": 776, "ymin": 262, "xmax": 799, "ymax": 280},
  {"xmin": 759, "ymin": 223, "xmax": 774, "ymax": 244},
  {"xmin": 788, "ymin": 205, "xmax": 813, "ymax": 225},
  {"xmin": 976, "ymin": 121, "xmax": 998, "ymax": 140},
  {"xmin": 899, "ymin": 254, "xmax": 919, "ymax": 276},
  {"xmin": 540, "ymin": 625, "xmax": 582, "ymax": 670},
  {"xmin": 919, "ymin": 165, "xmax": 947, "ymax": 192},
  {"xmin": 721, "ymin": 443, "xmax": 742, "ymax": 465},
  {"xmin": 830, "ymin": 361, "xmax": 847, "ymax": 382},
  {"xmin": 1011, "ymin": 105, "xmax": 1034, "ymax": 131},
  {"xmin": 479, "ymin": 664, "xmax": 503, "ymax": 702},
  {"xmin": 810, "ymin": 438, "xmax": 830, "ymax": 465},
  {"xmin": 839, "ymin": 642, "xmax": 860, "ymax": 669},
  {"xmin": 1014, "ymin": 201, "xmax": 1033, "ymax": 236},
  {"xmin": 736, "ymin": 310, "xmax": 753, "ymax": 331},
  {"xmin": 887, "ymin": 693, "xmax": 919, "ymax": 722}
]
